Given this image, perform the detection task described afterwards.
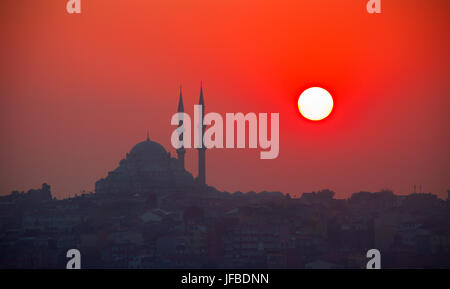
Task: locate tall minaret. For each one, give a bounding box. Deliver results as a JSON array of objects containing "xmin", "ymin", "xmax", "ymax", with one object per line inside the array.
[
  {"xmin": 176, "ymin": 85, "xmax": 186, "ymax": 169},
  {"xmin": 197, "ymin": 81, "xmax": 206, "ymax": 185}
]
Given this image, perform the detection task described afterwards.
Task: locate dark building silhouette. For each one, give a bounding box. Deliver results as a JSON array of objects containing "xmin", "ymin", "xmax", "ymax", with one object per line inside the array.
[
  {"xmin": 95, "ymin": 83, "xmax": 210, "ymax": 195},
  {"xmin": 3, "ymin": 84, "xmax": 448, "ymax": 270},
  {"xmin": 94, "ymin": 133, "xmax": 195, "ymax": 196}
]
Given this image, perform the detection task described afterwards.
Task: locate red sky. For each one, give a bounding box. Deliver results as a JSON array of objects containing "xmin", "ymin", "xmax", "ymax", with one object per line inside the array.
[{"xmin": 0, "ymin": 0, "xmax": 449, "ymax": 199}]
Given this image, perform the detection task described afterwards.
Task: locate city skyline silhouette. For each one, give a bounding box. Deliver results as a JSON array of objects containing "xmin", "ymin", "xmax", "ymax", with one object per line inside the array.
[{"xmin": 0, "ymin": 0, "xmax": 449, "ymax": 271}]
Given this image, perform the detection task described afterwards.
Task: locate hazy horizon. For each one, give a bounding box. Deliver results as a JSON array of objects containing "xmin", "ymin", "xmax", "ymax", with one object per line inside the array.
[{"xmin": 1, "ymin": 0, "xmax": 449, "ymax": 199}]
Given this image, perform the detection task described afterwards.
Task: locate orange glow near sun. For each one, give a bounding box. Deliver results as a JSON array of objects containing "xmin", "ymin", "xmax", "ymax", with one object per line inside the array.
[{"xmin": 298, "ymin": 87, "xmax": 334, "ymax": 121}]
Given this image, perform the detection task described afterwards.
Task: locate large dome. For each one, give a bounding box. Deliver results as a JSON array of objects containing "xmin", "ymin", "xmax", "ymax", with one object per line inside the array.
[
  {"xmin": 128, "ymin": 139, "xmax": 168, "ymax": 161},
  {"xmin": 95, "ymin": 136, "xmax": 196, "ymax": 195}
]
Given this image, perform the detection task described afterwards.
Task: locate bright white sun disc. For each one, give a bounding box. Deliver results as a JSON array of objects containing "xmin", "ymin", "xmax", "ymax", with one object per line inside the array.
[{"xmin": 298, "ymin": 87, "xmax": 334, "ymax": 121}]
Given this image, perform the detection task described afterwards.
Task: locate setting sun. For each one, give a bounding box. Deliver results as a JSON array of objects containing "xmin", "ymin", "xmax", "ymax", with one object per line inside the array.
[{"xmin": 298, "ymin": 87, "xmax": 334, "ymax": 121}]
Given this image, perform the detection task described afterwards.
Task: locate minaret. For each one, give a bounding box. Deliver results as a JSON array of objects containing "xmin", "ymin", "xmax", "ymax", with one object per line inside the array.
[
  {"xmin": 197, "ymin": 81, "xmax": 206, "ymax": 185},
  {"xmin": 176, "ymin": 85, "xmax": 186, "ymax": 169}
]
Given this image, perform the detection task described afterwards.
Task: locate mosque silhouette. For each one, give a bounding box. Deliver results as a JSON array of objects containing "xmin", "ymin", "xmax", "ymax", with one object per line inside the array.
[{"xmin": 95, "ymin": 83, "xmax": 207, "ymax": 196}]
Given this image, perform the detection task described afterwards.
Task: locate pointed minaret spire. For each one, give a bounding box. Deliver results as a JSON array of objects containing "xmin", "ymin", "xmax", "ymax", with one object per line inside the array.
[
  {"xmin": 197, "ymin": 81, "xmax": 206, "ymax": 185},
  {"xmin": 199, "ymin": 81, "xmax": 204, "ymax": 105},
  {"xmin": 176, "ymin": 85, "xmax": 186, "ymax": 170},
  {"xmin": 178, "ymin": 85, "xmax": 184, "ymax": 112},
  {"xmin": 146, "ymin": 130, "xmax": 150, "ymax": 142}
]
